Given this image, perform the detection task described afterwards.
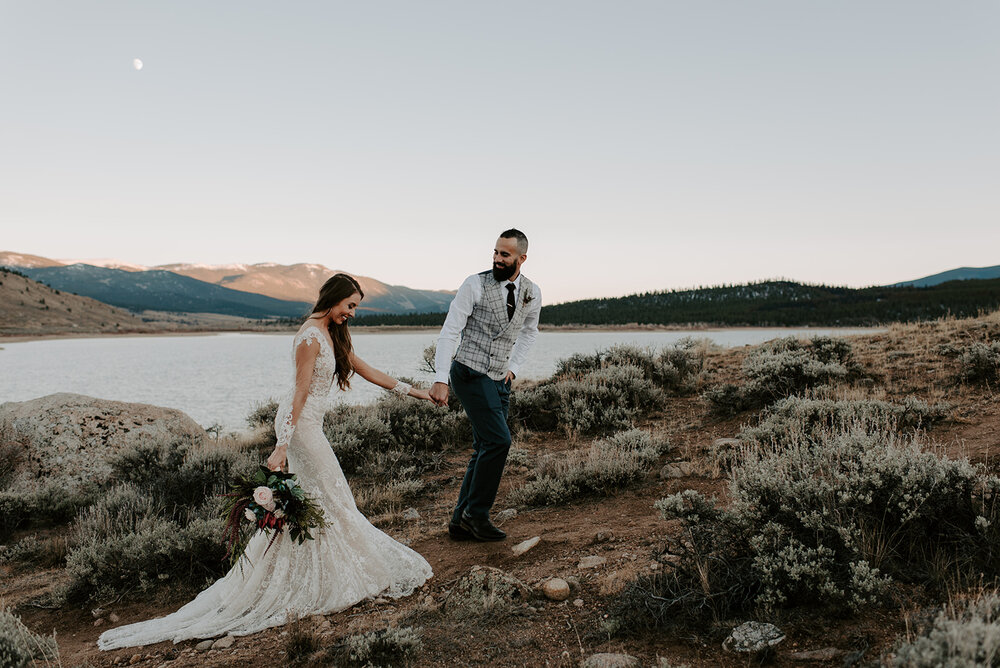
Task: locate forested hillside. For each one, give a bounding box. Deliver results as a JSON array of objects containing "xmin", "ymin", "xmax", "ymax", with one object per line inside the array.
[{"xmin": 352, "ymin": 278, "xmax": 1000, "ymax": 327}]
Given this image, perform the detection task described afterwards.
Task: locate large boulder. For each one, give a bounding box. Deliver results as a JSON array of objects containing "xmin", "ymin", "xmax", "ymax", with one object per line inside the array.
[
  {"xmin": 0, "ymin": 393, "xmax": 205, "ymax": 486},
  {"xmin": 443, "ymin": 565, "xmax": 531, "ymax": 618}
]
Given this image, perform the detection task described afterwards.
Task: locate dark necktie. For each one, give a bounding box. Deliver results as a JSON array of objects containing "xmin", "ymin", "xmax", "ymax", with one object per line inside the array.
[{"xmin": 506, "ymin": 283, "xmax": 516, "ymax": 321}]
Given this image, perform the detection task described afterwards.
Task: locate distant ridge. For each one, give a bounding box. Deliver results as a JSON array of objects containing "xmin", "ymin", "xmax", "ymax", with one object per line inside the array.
[
  {"xmin": 892, "ymin": 265, "xmax": 1000, "ymax": 288},
  {"xmin": 14, "ymin": 264, "xmax": 313, "ymax": 318},
  {"xmin": 0, "ymin": 251, "xmax": 455, "ymax": 316}
]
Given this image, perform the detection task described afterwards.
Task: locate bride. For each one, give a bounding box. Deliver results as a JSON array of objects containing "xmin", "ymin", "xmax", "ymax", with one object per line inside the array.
[{"xmin": 99, "ymin": 273, "xmax": 434, "ymax": 650}]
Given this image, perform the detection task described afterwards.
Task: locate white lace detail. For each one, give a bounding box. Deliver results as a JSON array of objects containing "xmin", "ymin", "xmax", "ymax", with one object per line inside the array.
[
  {"xmin": 390, "ymin": 380, "xmax": 411, "ymax": 396},
  {"xmin": 97, "ymin": 324, "xmax": 433, "ymax": 650}
]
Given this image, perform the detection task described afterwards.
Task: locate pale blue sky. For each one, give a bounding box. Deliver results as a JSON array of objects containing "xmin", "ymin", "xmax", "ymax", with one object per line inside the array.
[{"xmin": 1, "ymin": 1, "xmax": 997, "ymax": 303}]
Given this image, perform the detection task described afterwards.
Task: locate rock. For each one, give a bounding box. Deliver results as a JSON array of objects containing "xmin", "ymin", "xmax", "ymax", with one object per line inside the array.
[
  {"xmin": 444, "ymin": 565, "xmax": 531, "ymax": 617},
  {"xmin": 573, "ymin": 598, "xmax": 584, "ymax": 608},
  {"xmin": 91, "ymin": 608, "xmax": 105, "ymax": 618},
  {"xmin": 565, "ymin": 576, "xmax": 581, "ymax": 592},
  {"xmin": 789, "ymin": 648, "xmax": 846, "ymax": 662},
  {"xmin": 129, "ymin": 654, "xmax": 142, "ymax": 665},
  {"xmin": 108, "ymin": 612, "xmax": 120, "ymax": 623},
  {"xmin": 660, "ymin": 461, "xmax": 695, "ymax": 479},
  {"xmin": 212, "ymin": 635, "xmax": 235, "ymax": 650},
  {"xmin": 511, "ymin": 536, "xmax": 540, "ymax": 557},
  {"xmin": 722, "ymin": 621, "xmax": 785, "ymax": 654},
  {"xmin": 0, "ymin": 393, "xmax": 204, "ymax": 488},
  {"xmin": 542, "ymin": 578, "xmax": 571, "ymax": 601},
  {"xmin": 579, "ymin": 653, "xmax": 639, "ymax": 668},
  {"xmin": 195, "ymin": 640, "xmax": 214, "ymax": 651},
  {"xmin": 577, "ymin": 556, "xmax": 607, "ymax": 569},
  {"xmin": 93, "ymin": 619, "xmax": 104, "ymax": 627},
  {"xmin": 494, "ymin": 508, "xmax": 518, "ymax": 524},
  {"xmin": 594, "ymin": 531, "xmax": 615, "ymax": 543},
  {"xmin": 402, "ymin": 507, "xmax": 420, "ymax": 520}
]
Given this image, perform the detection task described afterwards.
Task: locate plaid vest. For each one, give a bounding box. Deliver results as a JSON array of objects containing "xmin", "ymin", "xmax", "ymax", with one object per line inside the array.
[{"xmin": 454, "ymin": 271, "xmax": 536, "ymax": 380}]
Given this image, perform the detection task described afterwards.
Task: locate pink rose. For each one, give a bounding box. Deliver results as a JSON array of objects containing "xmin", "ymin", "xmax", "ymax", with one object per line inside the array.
[{"xmin": 253, "ymin": 486, "xmax": 274, "ymax": 508}]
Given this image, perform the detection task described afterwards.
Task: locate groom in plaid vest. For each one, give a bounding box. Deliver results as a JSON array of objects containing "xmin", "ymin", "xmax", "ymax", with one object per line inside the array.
[{"xmin": 429, "ymin": 229, "xmax": 541, "ymax": 541}]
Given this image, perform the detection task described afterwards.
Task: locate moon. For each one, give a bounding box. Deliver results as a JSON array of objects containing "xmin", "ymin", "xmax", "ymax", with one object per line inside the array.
[{"xmin": 133, "ymin": 58, "xmax": 143, "ymax": 71}]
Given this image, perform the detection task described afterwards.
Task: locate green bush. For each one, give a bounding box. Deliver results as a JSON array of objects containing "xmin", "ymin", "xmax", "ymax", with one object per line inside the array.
[
  {"xmin": 609, "ymin": 423, "xmax": 1000, "ymax": 632},
  {"xmin": 889, "ymin": 592, "xmax": 1000, "ymax": 666},
  {"xmin": 739, "ymin": 396, "xmax": 951, "ymax": 448},
  {"xmin": 246, "ymin": 399, "xmax": 279, "ymax": 429},
  {"xmin": 508, "ymin": 429, "xmax": 668, "ymax": 507},
  {"xmin": 555, "ymin": 341, "xmax": 707, "ymax": 395},
  {"xmin": 0, "ymin": 480, "xmax": 97, "ymax": 539},
  {"xmin": 705, "ymin": 336, "xmax": 858, "ymax": 415},
  {"xmin": 0, "ymin": 607, "xmax": 60, "ymax": 668},
  {"xmin": 337, "ymin": 625, "xmax": 423, "ymax": 668},
  {"xmin": 949, "ymin": 341, "xmax": 1000, "ymax": 384},
  {"xmin": 63, "ymin": 485, "xmax": 227, "ymax": 602},
  {"xmin": 110, "ymin": 437, "xmax": 256, "ymax": 514}
]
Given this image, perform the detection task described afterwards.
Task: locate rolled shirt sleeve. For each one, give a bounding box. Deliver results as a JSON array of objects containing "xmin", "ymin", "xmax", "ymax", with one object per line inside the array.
[
  {"xmin": 433, "ymin": 275, "xmax": 481, "ymax": 385},
  {"xmin": 508, "ymin": 284, "xmax": 541, "ymax": 379}
]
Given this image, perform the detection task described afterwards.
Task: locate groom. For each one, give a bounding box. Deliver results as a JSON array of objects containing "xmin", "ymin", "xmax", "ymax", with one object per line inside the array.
[{"xmin": 429, "ymin": 229, "xmax": 541, "ymax": 542}]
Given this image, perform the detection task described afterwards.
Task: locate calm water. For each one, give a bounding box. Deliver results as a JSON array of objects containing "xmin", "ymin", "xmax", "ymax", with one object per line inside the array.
[{"xmin": 0, "ymin": 328, "xmax": 879, "ymax": 430}]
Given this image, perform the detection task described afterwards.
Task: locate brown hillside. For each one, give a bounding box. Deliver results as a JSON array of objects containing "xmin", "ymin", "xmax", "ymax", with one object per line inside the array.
[{"xmin": 0, "ymin": 268, "xmax": 154, "ymax": 336}]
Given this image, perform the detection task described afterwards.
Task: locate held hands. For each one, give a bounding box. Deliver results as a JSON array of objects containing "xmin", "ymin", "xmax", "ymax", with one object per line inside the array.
[
  {"xmin": 409, "ymin": 388, "xmax": 434, "ymax": 403},
  {"xmin": 429, "ymin": 382, "xmax": 449, "ymax": 408},
  {"xmin": 266, "ymin": 445, "xmax": 287, "ymax": 472}
]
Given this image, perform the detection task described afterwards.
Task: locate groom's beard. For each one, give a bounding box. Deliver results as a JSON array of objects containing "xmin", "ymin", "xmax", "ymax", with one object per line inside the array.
[{"xmin": 492, "ymin": 262, "xmax": 517, "ymax": 281}]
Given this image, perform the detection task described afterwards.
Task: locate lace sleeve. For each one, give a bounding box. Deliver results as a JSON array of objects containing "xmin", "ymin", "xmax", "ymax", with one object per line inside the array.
[
  {"xmin": 276, "ymin": 410, "xmax": 295, "ymax": 449},
  {"xmin": 390, "ymin": 380, "xmax": 411, "ymax": 396},
  {"xmin": 294, "ymin": 326, "xmax": 324, "ymax": 350}
]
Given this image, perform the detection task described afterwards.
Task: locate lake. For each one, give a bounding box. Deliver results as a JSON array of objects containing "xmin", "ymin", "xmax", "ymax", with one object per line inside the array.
[{"xmin": 0, "ymin": 328, "xmax": 880, "ymax": 430}]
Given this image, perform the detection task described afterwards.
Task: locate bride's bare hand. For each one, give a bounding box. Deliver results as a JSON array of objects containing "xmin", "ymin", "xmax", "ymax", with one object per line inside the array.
[
  {"xmin": 410, "ymin": 388, "xmax": 433, "ymax": 403},
  {"xmin": 267, "ymin": 445, "xmax": 287, "ymax": 471}
]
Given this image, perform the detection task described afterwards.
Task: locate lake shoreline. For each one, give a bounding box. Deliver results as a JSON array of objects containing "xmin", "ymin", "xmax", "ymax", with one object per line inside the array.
[{"xmin": 0, "ymin": 322, "xmax": 881, "ymax": 344}]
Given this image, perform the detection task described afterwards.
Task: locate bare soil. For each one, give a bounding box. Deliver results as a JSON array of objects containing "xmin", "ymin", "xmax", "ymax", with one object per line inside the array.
[{"xmin": 5, "ymin": 312, "xmax": 1000, "ymax": 667}]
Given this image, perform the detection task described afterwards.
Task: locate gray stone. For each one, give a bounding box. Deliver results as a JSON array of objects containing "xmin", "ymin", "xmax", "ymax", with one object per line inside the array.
[
  {"xmin": 494, "ymin": 508, "xmax": 518, "ymax": 524},
  {"xmin": 211, "ymin": 635, "xmax": 235, "ymax": 650},
  {"xmin": 195, "ymin": 640, "xmax": 214, "ymax": 651},
  {"xmin": 789, "ymin": 648, "xmax": 846, "ymax": 662},
  {"xmin": 0, "ymin": 393, "xmax": 204, "ymax": 488},
  {"xmin": 542, "ymin": 578, "xmax": 570, "ymax": 601},
  {"xmin": 444, "ymin": 566, "xmax": 531, "ymax": 617},
  {"xmin": 511, "ymin": 536, "xmax": 540, "ymax": 557},
  {"xmin": 402, "ymin": 507, "xmax": 420, "ymax": 520},
  {"xmin": 722, "ymin": 621, "xmax": 785, "ymax": 654},
  {"xmin": 573, "ymin": 598, "xmax": 584, "ymax": 608},
  {"xmin": 594, "ymin": 531, "xmax": 615, "ymax": 543},
  {"xmin": 660, "ymin": 461, "xmax": 694, "ymax": 479},
  {"xmin": 579, "ymin": 653, "xmax": 639, "ymax": 668},
  {"xmin": 108, "ymin": 612, "xmax": 120, "ymax": 623},
  {"xmin": 577, "ymin": 556, "xmax": 607, "ymax": 569}
]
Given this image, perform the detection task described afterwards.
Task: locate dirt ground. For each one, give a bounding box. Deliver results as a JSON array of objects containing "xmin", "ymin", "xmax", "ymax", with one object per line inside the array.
[{"xmin": 6, "ymin": 313, "xmax": 1000, "ymax": 667}]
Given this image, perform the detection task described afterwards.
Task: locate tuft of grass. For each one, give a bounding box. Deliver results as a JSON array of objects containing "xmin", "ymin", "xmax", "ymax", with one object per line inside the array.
[
  {"xmin": 327, "ymin": 625, "xmax": 423, "ymax": 668},
  {"xmin": 284, "ymin": 616, "xmax": 323, "ymax": 664},
  {"xmin": 0, "ymin": 607, "xmax": 60, "ymax": 668}
]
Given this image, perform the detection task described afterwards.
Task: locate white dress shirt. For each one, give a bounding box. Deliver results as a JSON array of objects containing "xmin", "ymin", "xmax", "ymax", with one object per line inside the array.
[{"xmin": 434, "ymin": 273, "xmax": 542, "ymax": 384}]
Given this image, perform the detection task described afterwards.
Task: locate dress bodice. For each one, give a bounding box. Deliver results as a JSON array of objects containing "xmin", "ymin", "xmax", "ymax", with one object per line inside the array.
[{"xmin": 291, "ymin": 325, "xmax": 337, "ymax": 404}]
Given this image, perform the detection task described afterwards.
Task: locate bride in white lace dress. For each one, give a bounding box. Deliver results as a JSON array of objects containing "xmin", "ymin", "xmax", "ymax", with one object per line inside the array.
[{"xmin": 99, "ymin": 273, "xmax": 434, "ymax": 650}]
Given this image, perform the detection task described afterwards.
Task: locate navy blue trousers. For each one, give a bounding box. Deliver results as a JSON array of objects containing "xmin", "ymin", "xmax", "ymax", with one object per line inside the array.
[{"xmin": 450, "ymin": 360, "xmax": 512, "ymax": 522}]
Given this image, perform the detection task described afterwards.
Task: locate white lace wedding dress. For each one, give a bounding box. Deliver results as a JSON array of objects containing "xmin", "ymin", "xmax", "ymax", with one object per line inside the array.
[{"xmin": 98, "ymin": 325, "xmax": 433, "ymax": 650}]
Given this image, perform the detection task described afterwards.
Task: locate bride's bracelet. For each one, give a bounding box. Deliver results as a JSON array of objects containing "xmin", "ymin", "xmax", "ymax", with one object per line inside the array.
[{"xmin": 390, "ymin": 380, "xmax": 412, "ymax": 397}]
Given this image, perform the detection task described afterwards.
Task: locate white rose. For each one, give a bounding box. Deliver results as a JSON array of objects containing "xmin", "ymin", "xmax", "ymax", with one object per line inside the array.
[
  {"xmin": 252, "ymin": 486, "xmax": 274, "ymax": 507},
  {"xmin": 244, "ymin": 508, "xmax": 256, "ymax": 522},
  {"xmin": 274, "ymin": 509, "xmax": 285, "ymax": 519}
]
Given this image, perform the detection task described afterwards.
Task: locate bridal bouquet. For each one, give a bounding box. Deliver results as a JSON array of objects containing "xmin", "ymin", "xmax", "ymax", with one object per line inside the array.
[{"xmin": 221, "ymin": 466, "xmax": 327, "ymax": 566}]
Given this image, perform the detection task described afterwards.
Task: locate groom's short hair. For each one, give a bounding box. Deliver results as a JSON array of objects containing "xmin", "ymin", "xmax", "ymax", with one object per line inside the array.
[{"xmin": 500, "ymin": 228, "xmax": 528, "ymax": 254}]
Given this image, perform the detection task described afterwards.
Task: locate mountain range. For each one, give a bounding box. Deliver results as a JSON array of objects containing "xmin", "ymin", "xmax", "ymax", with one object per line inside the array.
[
  {"xmin": 893, "ymin": 265, "xmax": 1000, "ymax": 288},
  {"xmin": 0, "ymin": 252, "xmax": 454, "ymax": 318}
]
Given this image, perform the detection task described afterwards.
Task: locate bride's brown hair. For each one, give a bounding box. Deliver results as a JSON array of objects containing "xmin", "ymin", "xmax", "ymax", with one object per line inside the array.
[{"xmin": 310, "ymin": 273, "xmax": 364, "ymax": 391}]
